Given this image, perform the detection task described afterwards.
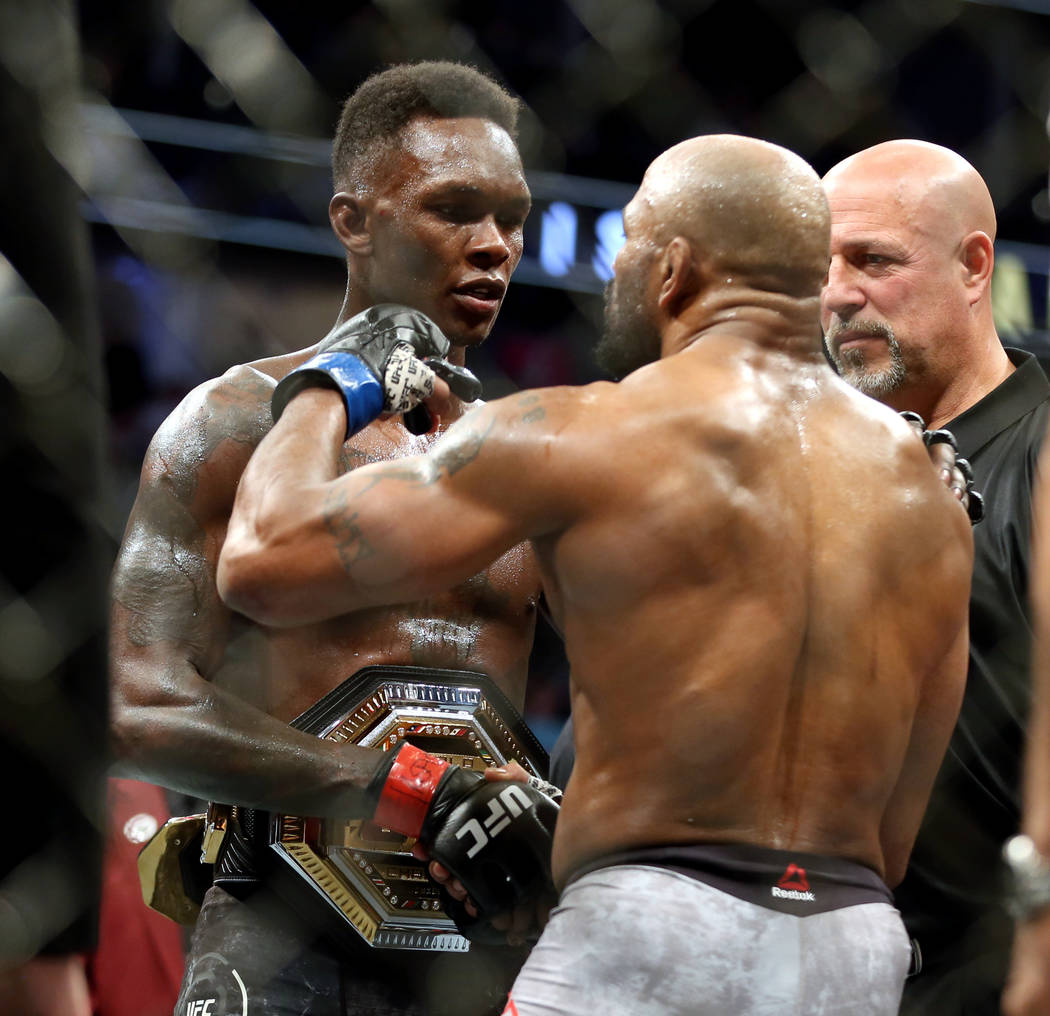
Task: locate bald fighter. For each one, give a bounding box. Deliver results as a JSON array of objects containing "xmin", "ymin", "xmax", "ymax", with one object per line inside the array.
[
  {"xmin": 822, "ymin": 140, "xmax": 1050, "ymax": 1013},
  {"xmin": 218, "ymin": 135, "xmax": 974, "ymax": 1015}
]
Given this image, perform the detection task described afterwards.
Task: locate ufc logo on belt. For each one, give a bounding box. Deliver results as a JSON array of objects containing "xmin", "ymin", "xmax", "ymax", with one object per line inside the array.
[{"xmin": 455, "ymin": 784, "xmax": 534, "ymax": 858}]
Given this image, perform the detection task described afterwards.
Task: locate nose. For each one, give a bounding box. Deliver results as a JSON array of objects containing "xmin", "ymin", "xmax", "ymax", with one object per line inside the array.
[
  {"xmin": 821, "ymin": 256, "xmax": 865, "ymax": 324},
  {"xmin": 467, "ymin": 215, "xmax": 513, "ymax": 269}
]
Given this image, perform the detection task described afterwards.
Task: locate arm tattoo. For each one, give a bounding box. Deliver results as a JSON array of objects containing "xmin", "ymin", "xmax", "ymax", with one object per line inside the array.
[
  {"xmin": 321, "ymin": 461, "xmax": 431, "ymax": 575},
  {"xmin": 516, "ymin": 393, "xmax": 547, "ymax": 425},
  {"xmin": 431, "ymin": 412, "xmax": 495, "ymax": 476},
  {"xmin": 322, "ymin": 486, "xmax": 376, "ymax": 573},
  {"xmin": 321, "ymin": 415, "xmax": 497, "ymax": 578}
]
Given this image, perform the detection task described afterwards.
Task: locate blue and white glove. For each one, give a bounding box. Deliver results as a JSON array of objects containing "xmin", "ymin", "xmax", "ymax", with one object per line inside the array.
[{"xmin": 271, "ymin": 304, "xmax": 482, "ymax": 438}]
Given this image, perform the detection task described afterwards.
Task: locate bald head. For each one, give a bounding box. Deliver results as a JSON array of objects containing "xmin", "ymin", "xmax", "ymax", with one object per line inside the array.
[
  {"xmin": 824, "ymin": 140, "xmax": 996, "ymax": 245},
  {"xmin": 820, "ymin": 140, "xmax": 1004, "ymax": 422},
  {"xmin": 637, "ymin": 134, "xmax": 831, "ymax": 298},
  {"xmin": 597, "ymin": 136, "xmax": 830, "ymax": 377}
]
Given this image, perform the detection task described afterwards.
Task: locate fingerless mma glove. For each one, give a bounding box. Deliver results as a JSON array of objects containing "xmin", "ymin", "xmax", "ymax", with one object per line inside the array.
[
  {"xmin": 272, "ymin": 303, "xmax": 482, "ymax": 438},
  {"xmin": 367, "ymin": 742, "xmax": 559, "ymax": 932}
]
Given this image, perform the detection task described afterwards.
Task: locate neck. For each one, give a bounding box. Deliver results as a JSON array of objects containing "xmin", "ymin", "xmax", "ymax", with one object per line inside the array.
[
  {"xmin": 665, "ymin": 286, "xmax": 824, "ymax": 360},
  {"xmin": 890, "ymin": 332, "xmax": 1014, "ymax": 430}
]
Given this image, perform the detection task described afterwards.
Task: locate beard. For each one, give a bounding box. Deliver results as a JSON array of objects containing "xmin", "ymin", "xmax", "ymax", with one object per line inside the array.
[
  {"xmin": 824, "ymin": 319, "xmax": 907, "ymax": 398},
  {"xmin": 595, "ymin": 273, "xmax": 662, "ymax": 380}
]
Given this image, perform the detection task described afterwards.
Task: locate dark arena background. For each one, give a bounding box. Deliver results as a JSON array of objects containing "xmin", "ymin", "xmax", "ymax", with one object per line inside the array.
[
  {"xmin": 77, "ymin": 0, "xmax": 1050, "ymax": 738},
  {"xmin": 1, "ymin": 0, "xmax": 1048, "ymax": 1007}
]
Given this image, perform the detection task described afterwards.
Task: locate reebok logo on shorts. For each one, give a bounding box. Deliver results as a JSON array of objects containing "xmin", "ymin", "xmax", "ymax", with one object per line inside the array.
[{"xmin": 772, "ymin": 863, "xmax": 815, "ymax": 901}]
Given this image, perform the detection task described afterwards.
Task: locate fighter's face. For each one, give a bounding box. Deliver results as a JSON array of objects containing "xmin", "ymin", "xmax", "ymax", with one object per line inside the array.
[
  {"xmin": 820, "ymin": 174, "xmax": 965, "ymax": 400},
  {"xmin": 363, "ymin": 117, "xmax": 530, "ymax": 348},
  {"xmin": 595, "ymin": 193, "xmax": 662, "ymax": 378}
]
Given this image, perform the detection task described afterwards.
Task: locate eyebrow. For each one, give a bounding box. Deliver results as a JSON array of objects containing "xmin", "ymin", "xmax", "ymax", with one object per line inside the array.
[
  {"xmin": 838, "ymin": 236, "xmax": 905, "ymax": 256},
  {"xmin": 428, "ymin": 183, "xmax": 531, "ymax": 204}
]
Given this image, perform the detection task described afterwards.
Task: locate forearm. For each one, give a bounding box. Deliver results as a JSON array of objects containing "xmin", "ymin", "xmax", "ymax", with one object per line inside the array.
[
  {"xmin": 1027, "ymin": 452, "xmax": 1050, "ymax": 851},
  {"xmin": 1022, "ymin": 644, "xmax": 1050, "ymax": 850},
  {"xmin": 232, "ymin": 388, "xmax": 347, "ymax": 540},
  {"xmin": 221, "ymin": 391, "xmax": 456, "ymax": 624},
  {"xmin": 218, "ymin": 390, "xmax": 362, "ymax": 623},
  {"xmin": 111, "ymin": 656, "xmax": 379, "ymax": 819}
]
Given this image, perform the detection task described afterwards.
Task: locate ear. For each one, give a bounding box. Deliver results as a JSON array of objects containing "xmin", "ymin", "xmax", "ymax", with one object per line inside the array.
[
  {"xmin": 330, "ymin": 192, "xmax": 373, "ymax": 256},
  {"xmin": 656, "ymin": 237, "xmax": 698, "ymax": 317},
  {"xmin": 959, "ymin": 230, "xmax": 994, "ymax": 304}
]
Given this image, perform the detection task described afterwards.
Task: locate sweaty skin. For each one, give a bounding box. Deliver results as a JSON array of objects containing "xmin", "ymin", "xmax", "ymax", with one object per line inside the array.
[
  {"xmin": 109, "ymin": 115, "xmax": 540, "ymax": 819},
  {"xmin": 219, "ymin": 136, "xmax": 973, "ymax": 891}
]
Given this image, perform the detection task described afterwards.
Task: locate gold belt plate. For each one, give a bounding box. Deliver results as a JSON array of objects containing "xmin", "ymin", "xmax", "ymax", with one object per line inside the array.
[{"xmin": 270, "ymin": 666, "xmax": 548, "ymax": 951}]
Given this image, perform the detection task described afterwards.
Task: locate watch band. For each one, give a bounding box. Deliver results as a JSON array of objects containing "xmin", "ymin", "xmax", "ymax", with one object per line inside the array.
[{"xmin": 1003, "ymin": 834, "xmax": 1050, "ymax": 921}]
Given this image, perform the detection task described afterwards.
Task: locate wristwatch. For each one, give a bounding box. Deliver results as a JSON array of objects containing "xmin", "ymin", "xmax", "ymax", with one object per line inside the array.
[{"xmin": 1002, "ymin": 834, "xmax": 1050, "ymax": 921}]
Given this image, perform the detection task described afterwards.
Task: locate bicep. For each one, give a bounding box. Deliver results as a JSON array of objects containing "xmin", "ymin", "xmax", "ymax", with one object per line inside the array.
[
  {"xmin": 219, "ymin": 399, "xmax": 569, "ymax": 624},
  {"xmin": 110, "ymin": 461, "xmax": 235, "ymax": 697},
  {"xmin": 327, "ymin": 458, "xmax": 539, "ymax": 603},
  {"xmin": 333, "ymin": 402, "xmax": 573, "ymax": 601}
]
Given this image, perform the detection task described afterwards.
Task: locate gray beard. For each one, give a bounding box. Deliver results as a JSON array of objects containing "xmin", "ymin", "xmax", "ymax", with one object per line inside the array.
[{"xmin": 826, "ymin": 321, "xmax": 906, "ymax": 398}]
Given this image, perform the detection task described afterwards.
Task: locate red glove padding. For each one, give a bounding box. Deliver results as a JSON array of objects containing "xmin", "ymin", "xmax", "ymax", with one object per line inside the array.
[{"xmin": 367, "ymin": 743, "xmax": 560, "ymax": 927}]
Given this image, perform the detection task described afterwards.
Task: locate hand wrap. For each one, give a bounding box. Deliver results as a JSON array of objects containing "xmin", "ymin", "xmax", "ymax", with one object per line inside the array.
[
  {"xmin": 367, "ymin": 742, "xmax": 559, "ymax": 934},
  {"xmin": 271, "ymin": 304, "xmax": 481, "ymax": 438}
]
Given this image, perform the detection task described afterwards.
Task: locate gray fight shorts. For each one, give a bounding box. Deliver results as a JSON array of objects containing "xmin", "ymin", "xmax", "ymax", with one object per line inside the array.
[{"xmin": 503, "ymin": 848, "xmax": 911, "ymax": 1016}]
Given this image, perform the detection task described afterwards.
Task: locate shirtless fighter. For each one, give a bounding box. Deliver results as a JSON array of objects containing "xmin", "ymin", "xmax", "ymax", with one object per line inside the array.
[
  {"xmin": 109, "ymin": 62, "xmax": 553, "ymax": 1016},
  {"xmin": 216, "ymin": 134, "xmax": 975, "ymax": 1015}
]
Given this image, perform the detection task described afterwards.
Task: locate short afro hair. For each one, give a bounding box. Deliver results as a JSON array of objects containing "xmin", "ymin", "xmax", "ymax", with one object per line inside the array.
[{"xmin": 331, "ymin": 61, "xmax": 521, "ymax": 191}]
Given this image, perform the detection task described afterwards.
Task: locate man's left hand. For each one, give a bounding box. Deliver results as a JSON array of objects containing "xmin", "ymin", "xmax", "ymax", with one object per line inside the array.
[{"xmin": 418, "ymin": 761, "xmax": 559, "ymax": 945}]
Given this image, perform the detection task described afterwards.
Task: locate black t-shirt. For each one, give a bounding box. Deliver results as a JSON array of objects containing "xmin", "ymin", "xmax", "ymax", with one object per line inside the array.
[{"xmin": 895, "ymin": 349, "xmax": 1050, "ymax": 967}]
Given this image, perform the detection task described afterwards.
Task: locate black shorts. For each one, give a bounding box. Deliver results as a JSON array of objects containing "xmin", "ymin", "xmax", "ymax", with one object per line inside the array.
[
  {"xmin": 175, "ymin": 886, "xmax": 528, "ymax": 1016},
  {"xmin": 568, "ymin": 841, "xmax": 894, "ymax": 915}
]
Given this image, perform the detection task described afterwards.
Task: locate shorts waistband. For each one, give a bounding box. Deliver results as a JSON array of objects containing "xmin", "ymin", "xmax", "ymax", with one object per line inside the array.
[{"xmin": 568, "ymin": 842, "xmax": 894, "ymax": 916}]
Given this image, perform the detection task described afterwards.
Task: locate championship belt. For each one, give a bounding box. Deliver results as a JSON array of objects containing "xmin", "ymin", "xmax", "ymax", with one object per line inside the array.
[{"xmin": 269, "ymin": 665, "xmax": 549, "ymax": 952}]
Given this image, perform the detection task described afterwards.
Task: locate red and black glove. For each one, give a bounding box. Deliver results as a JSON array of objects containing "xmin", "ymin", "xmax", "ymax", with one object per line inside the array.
[{"xmin": 366, "ymin": 742, "xmax": 559, "ymax": 933}]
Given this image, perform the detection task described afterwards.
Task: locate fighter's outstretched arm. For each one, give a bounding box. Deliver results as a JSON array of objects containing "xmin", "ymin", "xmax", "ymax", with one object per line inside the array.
[{"xmin": 219, "ymin": 386, "xmax": 566, "ymax": 627}]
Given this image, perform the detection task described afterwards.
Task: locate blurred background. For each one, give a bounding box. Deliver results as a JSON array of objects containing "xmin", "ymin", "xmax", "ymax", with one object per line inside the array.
[
  {"xmin": 0, "ymin": 0, "xmax": 1048, "ymax": 1006},
  {"xmin": 70, "ymin": 0, "xmax": 1050, "ymax": 741}
]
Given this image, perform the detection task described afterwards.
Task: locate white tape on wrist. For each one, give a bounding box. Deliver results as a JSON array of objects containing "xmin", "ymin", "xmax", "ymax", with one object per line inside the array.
[
  {"xmin": 526, "ymin": 774, "xmax": 564, "ymax": 805},
  {"xmin": 383, "ymin": 341, "xmax": 436, "ymax": 413}
]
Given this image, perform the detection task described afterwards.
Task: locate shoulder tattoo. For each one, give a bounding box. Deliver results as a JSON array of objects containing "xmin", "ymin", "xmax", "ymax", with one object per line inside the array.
[{"xmin": 515, "ymin": 392, "xmax": 547, "ymax": 425}]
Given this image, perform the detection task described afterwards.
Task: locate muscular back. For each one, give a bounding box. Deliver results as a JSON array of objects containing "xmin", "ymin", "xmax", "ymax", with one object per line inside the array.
[{"xmin": 536, "ymin": 337, "xmax": 971, "ymax": 888}]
